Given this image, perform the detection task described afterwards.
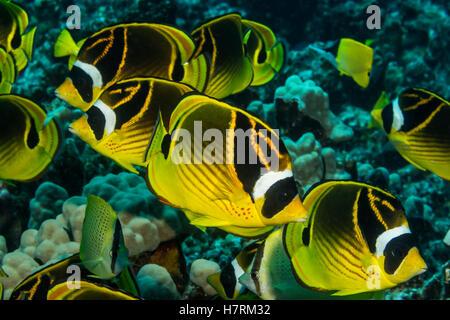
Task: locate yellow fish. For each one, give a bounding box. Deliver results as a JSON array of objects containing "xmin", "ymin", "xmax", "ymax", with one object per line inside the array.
[
  {"xmin": 69, "ymin": 77, "xmax": 194, "ymax": 173},
  {"xmin": 335, "ymin": 38, "xmax": 373, "ymax": 88},
  {"xmin": 10, "ymin": 254, "xmax": 82, "ymax": 300},
  {"xmin": 145, "ymin": 94, "xmax": 308, "ymax": 238},
  {"xmin": 242, "ymin": 19, "xmax": 284, "ymax": 86},
  {"xmin": 55, "ymin": 23, "xmax": 207, "ymax": 111},
  {"xmin": 0, "ymin": 0, "xmax": 36, "ymax": 72},
  {"xmin": 207, "ymin": 240, "xmax": 262, "ymax": 300},
  {"xmin": 191, "ymin": 13, "xmax": 254, "ymax": 99},
  {"xmin": 80, "ymin": 195, "xmax": 130, "ymax": 280},
  {"xmin": 47, "ymin": 281, "xmax": 140, "ymax": 300},
  {"xmin": 284, "ymin": 180, "xmax": 427, "ymax": 296},
  {"xmin": 0, "ymin": 95, "xmax": 60, "ymax": 182},
  {"xmin": 371, "ymin": 88, "xmax": 450, "ymax": 180},
  {"xmin": 0, "ymin": 47, "xmax": 16, "ymax": 94}
]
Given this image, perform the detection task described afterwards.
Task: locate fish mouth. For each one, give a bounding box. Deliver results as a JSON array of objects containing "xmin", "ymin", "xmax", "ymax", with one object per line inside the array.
[{"xmin": 295, "ymin": 217, "xmax": 307, "ymax": 223}]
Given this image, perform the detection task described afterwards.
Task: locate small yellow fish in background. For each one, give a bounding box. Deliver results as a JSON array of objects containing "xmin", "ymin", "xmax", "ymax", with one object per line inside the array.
[
  {"xmin": 371, "ymin": 88, "xmax": 450, "ymax": 181},
  {"xmin": 0, "ymin": 47, "xmax": 16, "ymax": 94},
  {"xmin": 145, "ymin": 94, "xmax": 308, "ymax": 238},
  {"xmin": 335, "ymin": 38, "xmax": 373, "ymax": 88},
  {"xmin": 0, "ymin": 0, "xmax": 36, "ymax": 73},
  {"xmin": 242, "ymin": 19, "xmax": 285, "ymax": 86},
  {"xmin": 0, "ymin": 95, "xmax": 60, "ymax": 182},
  {"xmin": 47, "ymin": 281, "xmax": 140, "ymax": 300},
  {"xmin": 80, "ymin": 195, "xmax": 130, "ymax": 280},
  {"xmin": 284, "ymin": 180, "xmax": 427, "ymax": 296},
  {"xmin": 69, "ymin": 77, "xmax": 194, "ymax": 174},
  {"xmin": 54, "ymin": 23, "xmax": 207, "ymax": 112},
  {"xmin": 191, "ymin": 13, "xmax": 254, "ymax": 99}
]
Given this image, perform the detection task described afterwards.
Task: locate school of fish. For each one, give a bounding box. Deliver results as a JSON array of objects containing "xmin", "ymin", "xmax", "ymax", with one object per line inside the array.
[{"xmin": 0, "ymin": 0, "xmax": 446, "ymax": 300}]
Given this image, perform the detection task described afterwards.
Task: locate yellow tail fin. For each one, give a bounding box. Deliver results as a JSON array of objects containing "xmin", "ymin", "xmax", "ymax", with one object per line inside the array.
[
  {"xmin": 22, "ymin": 26, "xmax": 36, "ymax": 61},
  {"xmin": 54, "ymin": 29, "xmax": 79, "ymax": 58}
]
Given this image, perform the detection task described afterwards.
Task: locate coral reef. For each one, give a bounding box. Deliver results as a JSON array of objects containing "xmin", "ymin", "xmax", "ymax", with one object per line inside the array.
[
  {"xmin": 189, "ymin": 259, "xmax": 220, "ymax": 296},
  {"xmin": 283, "ymin": 132, "xmax": 351, "ymax": 192},
  {"xmin": 137, "ymin": 264, "xmax": 180, "ymax": 300}
]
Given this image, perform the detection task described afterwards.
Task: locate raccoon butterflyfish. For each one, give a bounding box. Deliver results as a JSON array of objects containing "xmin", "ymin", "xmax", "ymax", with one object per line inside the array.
[
  {"xmin": 10, "ymin": 254, "xmax": 84, "ymax": 300},
  {"xmin": 242, "ymin": 19, "xmax": 284, "ymax": 86},
  {"xmin": 207, "ymin": 240, "xmax": 262, "ymax": 300},
  {"xmin": 145, "ymin": 93, "xmax": 308, "ymax": 238},
  {"xmin": 47, "ymin": 281, "xmax": 140, "ymax": 300},
  {"xmin": 190, "ymin": 13, "xmax": 254, "ymax": 99},
  {"xmin": 0, "ymin": 47, "xmax": 15, "ymax": 94},
  {"xmin": 283, "ymin": 180, "xmax": 427, "ymax": 296},
  {"xmin": 9, "ymin": 253, "xmax": 139, "ymax": 300},
  {"xmin": 0, "ymin": 95, "xmax": 60, "ymax": 182},
  {"xmin": 55, "ymin": 23, "xmax": 207, "ymax": 112},
  {"xmin": 69, "ymin": 77, "xmax": 194, "ymax": 174},
  {"xmin": 371, "ymin": 88, "xmax": 450, "ymax": 181},
  {"xmin": 239, "ymin": 228, "xmax": 380, "ymax": 300},
  {"xmin": 0, "ymin": 0, "xmax": 36, "ymax": 73},
  {"xmin": 335, "ymin": 38, "xmax": 373, "ymax": 88},
  {"xmin": 80, "ymin": 195, "xmax": 130, "ymax": 280}
]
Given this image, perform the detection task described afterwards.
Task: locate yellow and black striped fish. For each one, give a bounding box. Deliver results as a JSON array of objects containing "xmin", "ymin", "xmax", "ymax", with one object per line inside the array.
[
  {"xmin": 10, "ymin": 253, "xmax": 140, "ymax": 300},
  {"xmin": 47, "ymin": 281, "xmax": 140, "ymax": 300},
  {"xmin": 191, "ymin": 13, "xmax": 254, "ymax": 99},
  {"xmin": 145, "ymin": 94, "xmax": 308, "ymax": 238},
  {"xmin": 10, "ymin": 254, "xmax": 83, "ymax": 300},
  {"xmin": 242, "ymin": 19, "xmax": 284, "ymax": 86},
  {"xmin": 55, "ymin": 23, "xmax": 207, "ymax": 111},
  {"xmin": 0, "ymin": 47, "xmax": 16, "ymax": 94},
  {"xmin": 0, "ymin": 0, "xmax": 36, "ymax": 72},
  {"xmin": 207, "ymin": 239, "xmax": 262, "ymax": 299},
  {"xmin": 0, "ymin": 95, "xmax": 60, "ymax": 182},
  {"xmin": 371, "ymin": 88, "xmax": 450, "ymax": 180},
  {"xmin": 69, "ymin": 77, "xmax": 194, "ymax": 173},
  {"xmin": 283, "ymin": 180, "xmax": 427, "ymax": 296}
]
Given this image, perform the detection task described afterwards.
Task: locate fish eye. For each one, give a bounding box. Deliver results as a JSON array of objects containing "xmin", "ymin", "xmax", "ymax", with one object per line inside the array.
[
  {"xmin": 251, "ymin": 271, "xmax": 259, "ymax": 280},
  {"xmin": 261, "ymin": 177, "xmax": 297, "ymax": 219},
  {"xmin": 383, "ymin": 233, "xmax": 415, "ymax": 274},
  {"xmin": 278, "ymin": 191, "xmax": 289, "ymax": 202}
]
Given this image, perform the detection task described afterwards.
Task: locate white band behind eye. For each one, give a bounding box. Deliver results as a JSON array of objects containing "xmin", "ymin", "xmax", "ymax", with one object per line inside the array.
[
  {"xmin": 375, "ymin": 225, "xmax": 411, "ymax": 258},
  {"xmin": 392, "ymin": 98, "xmax": 404, "ymax": 131},
  {"xmin": 252, "ymin": 170, "xmax": 293, "ymax": 200},
  {"xmin": 74, "ymin": 60, "xmax": 103, "ymax": 89},
  {"xmin": 92, "ymin": 100, "xmax": 116, "ymax": 136}
]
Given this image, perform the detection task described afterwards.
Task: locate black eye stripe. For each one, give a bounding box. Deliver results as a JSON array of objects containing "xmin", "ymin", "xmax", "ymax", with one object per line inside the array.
[
  {"xmin": 70, "ymin": 65, "xmax": 93, "ymax": 103},
  {"xmin": 220, "ymin": 262, "xmax": 237, "ymax": 299},
  {"xmin": 261, "ymin": 177, "xmax": 297, "ymax": 218},
  {"xmin": 26, "ymin": 118, "xmax": 40, "ymax": 149},
  {"xmin": 86, "ymin": 106, "xmax": 105, "ymax": 140},
  {"xmin": 383, "ymin": 233, "xmax": 415, "ymax": 274},
  {"xmin": 381, "ymin": 102, "xmax": 394, "ymax": 134}
]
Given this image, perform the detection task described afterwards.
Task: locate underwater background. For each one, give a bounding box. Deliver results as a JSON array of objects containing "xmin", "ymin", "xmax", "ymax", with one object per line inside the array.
[{"xmin": 0, "ymin": 0, "xmax": 448, "ymax": 300}]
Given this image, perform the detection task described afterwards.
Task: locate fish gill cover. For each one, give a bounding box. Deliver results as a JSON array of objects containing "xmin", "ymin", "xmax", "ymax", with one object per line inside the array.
[{"xmin": 0, "ymin": 0, "xmax": 448, "ymax": 304}]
